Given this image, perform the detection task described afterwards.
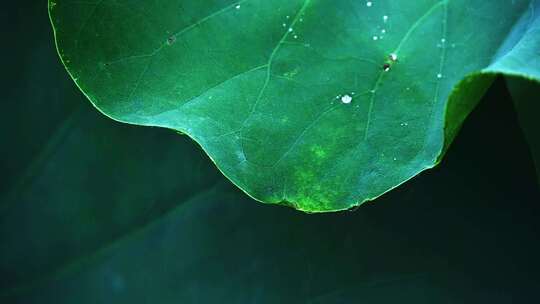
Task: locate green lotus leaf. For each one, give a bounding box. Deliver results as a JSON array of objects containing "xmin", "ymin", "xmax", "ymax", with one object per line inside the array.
[{"xmin": 49, "ymin": 0, "xmax": 540, "ymax": 211}]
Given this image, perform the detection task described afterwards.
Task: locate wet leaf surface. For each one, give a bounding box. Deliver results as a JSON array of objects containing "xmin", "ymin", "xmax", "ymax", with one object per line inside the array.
[{"xmin": 50, "ymin": 0, "xmax": 540, "ymax": 211}]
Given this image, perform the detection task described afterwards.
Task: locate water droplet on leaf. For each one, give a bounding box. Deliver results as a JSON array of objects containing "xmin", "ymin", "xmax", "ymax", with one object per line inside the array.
[{"xmin": 341, "ymin": 94, "xmax": 353, "ymax": 104}]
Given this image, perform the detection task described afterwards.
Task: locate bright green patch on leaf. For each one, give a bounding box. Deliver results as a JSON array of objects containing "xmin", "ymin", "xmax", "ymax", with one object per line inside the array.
[{"xmin": 49, "ymin": 0, "xmax": 540, "ymax": 212}]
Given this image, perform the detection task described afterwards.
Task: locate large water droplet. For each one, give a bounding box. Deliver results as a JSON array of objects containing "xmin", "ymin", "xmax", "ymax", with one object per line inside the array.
[{"xmin": 341, "ymin": 94, "xmax": 353, "ymax": 104}]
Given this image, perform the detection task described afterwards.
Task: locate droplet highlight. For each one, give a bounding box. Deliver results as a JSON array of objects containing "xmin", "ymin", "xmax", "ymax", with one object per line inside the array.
[{"xmin": 341, "ymin": 95, "xmax": 353, "ymax": 104}]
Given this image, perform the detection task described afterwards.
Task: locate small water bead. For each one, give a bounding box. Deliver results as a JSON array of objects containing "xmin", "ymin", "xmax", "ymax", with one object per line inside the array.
[
  {"xmin": 235, "ymin": 4, "xmax": 241, "ymax": 9},
  {"xmin": 282, "ymin": 23, "xmax": 287, "ymax": 27},
  {"xmin": 383, "ymin": 15, "xmax": 388, "ymax": 22},
  {"xmin": 437, "ymin": 73, "xmax": 443, "ymax": 79},
  {"xmin": 373, "ymin": 36, "xmax": 378, "ymax": 40},
  {"xmin": 437, "ymin": 38, "xmax": 447, "ymax": 48},
  {"xmin": 341, "ymin": 94, "xmax": 353, "ymax": 104},
  {"xmin": 381, "ymin": 29, "xmax": 386, "ymax": 34},
  {"xmin": 293, "ymin": 35, "xmax": 298, "ymax": 39},
  {"xmin": 166, "ymin": 35, "xmax": 176, "ymax": 45},
  {"xmin": 389, "ymin": 53, "xmax": 398, "ymax": 62},
  {"xmin": 366, "ymin": 1, "xmax": 372, "ymax": 7},
  {"xmin": 288, "ymin": 27, "xmax": 293, "ymax": 32}
]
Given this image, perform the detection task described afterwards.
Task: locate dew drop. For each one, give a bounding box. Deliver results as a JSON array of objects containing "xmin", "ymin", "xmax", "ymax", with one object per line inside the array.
[
  {"xmin": 288, "ymin": 27, "xmax": 293, "ymax": 32},
  {"xmin": 235, "ymin": 4, "xmax": 241, "ymax": 9},
  {"xmin": 293, "ymin": 34, "xmax": 298, "ymax": 39},
  {"xmin": 372, "ymin": 36, "xmax": 378, "ymax": 40},
  {"xmin": 366, "ymin": 1, "xmax": 372, "ymax": 7},
  {"xmin": 383, "ymin": 15, "xmax": 389, "ymax": 22},
  {"xmin": 389, "ymin": 53, "xmax": 398, "ymax": 62},
  {"xmin": 341, "ymin": 94, "xmax": 353, "ymax": 104},
  {"xmin": 437, "ymin": 73, "xmax": 443, "ymax": 79},
  {"xmin": 381, "ymin": 29, "xmax": 386, "ymax": 34}
]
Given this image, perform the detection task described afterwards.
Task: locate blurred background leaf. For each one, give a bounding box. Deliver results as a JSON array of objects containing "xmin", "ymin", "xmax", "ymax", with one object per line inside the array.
[
  {"xmin": 0, "ymin": 0, "xmax": 223, "ymax": 294},
  {"xmin": 1, "ymin": 1, "xmax": 540, "ymax": 303},
  {"xmin": 507, "ymin": 77, "xmax": 540, "ymax": 183}
]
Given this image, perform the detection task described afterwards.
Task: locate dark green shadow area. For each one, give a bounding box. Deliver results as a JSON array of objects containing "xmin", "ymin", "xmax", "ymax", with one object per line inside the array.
[
  {"xmin": 507, "ymin": 77, "xmax": 540, "ymax": 183},
  {"xmin": 0, "ymin": 0, "xmax": 222, "ymax": 294},
  {"xmin": 1, "ymin": 1, "xmax": 539, "ymax": 303}
]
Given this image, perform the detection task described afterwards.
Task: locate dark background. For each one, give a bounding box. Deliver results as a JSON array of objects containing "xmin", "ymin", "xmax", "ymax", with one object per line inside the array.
[{"xmin": 1, "ymin": 1, "xmax": 539, "ymax": 303}]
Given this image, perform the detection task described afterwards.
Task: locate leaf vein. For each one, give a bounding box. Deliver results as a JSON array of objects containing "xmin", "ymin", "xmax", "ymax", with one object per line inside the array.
[
  {"xmin": 240, "ymin": 0, "xmax": 312, "ymax": 130},
  {"xmin": 363, "ymin": 0, "xmax": 449, "ymax": 140}
]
